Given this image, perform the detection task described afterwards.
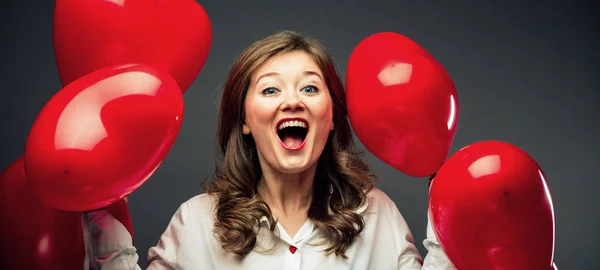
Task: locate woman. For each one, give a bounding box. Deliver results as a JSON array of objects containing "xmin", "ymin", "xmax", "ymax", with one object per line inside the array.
[{"xmin": 84, "ymin": 30, "xmax": 455, "ymax": 269}]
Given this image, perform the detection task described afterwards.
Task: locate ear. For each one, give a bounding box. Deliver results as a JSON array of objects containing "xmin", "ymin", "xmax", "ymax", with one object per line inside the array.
[{"xmin": 243, "ymin": 123, "xmax": 251, "ymax": 135}]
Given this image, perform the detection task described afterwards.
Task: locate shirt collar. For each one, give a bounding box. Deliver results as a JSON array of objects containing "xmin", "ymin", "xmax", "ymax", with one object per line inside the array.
[{"xmin": 258, "ymin": 196, "xmax": 369, "ymax": 225}]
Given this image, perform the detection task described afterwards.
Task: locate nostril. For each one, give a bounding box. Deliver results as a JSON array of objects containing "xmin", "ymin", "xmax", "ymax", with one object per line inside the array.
[{"xmin": 280, "ymin": 99, "xmax": 306, "ymax": 112}]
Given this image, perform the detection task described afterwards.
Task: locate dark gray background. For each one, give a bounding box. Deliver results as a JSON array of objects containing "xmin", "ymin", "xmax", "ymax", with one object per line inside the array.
[{"xmin": 1, "ymin": 0, "xmax": 598, "ymax": 268}]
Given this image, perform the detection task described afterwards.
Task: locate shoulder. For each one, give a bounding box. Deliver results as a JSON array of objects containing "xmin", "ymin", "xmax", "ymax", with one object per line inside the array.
[
  {"xmin": 148, "ymin": 193, "xmax": 222, "ymax": 267},
  {"xmin": 180, "ymin": 192, "xmax": 218, "ymax": 215},
  {"xmin": 354, "ymin": 187, "xmax": 423, "ymax": 267},
  {"xmin": 172, "ymin": 193, "xmax": 220, "ymax": 227},
  {"xmin": 361, "ymin": 187, "xmax": 409, "ymax": 224},
  {"xmin": 364, "ymin": 187, "xmax": 398, "ymax": 213},
  {"xmin": 157, "ymin": 193, "xmax": 218, "ymax": 232},
  {"xmin": 160, "ymin": 193, "xmax": 220, "ymax": 249}
]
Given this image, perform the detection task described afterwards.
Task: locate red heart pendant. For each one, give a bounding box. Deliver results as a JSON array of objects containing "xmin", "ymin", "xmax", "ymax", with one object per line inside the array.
[
  {"xmin": 53, "ymin": 0, "xmax": 212, "ymax": 93},
  {"xmin": 289, "ymin": 246, "xmax": 297, "ymax": 254}
]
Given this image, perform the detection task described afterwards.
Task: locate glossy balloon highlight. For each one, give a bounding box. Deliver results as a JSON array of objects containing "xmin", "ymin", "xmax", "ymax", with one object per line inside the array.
[
  {"xmin": 346, "ymin": 32, "xmax": 459, "ymax": 177},
  {"xmin": 430, "ymin": 140, "xmax": 555, "ymax": 270},
  {"xmin": 53, "ymin": 0, "xmax": 212, "ymax": 93},
  {"xmin": 24, "ymin": 63, "xmax": 184, "ymax": 211}
]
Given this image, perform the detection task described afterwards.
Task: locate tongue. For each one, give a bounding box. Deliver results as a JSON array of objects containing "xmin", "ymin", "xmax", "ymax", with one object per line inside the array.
[{"xmin": 282, "ymin": 133, "xmax": 304, "ymax": 148}]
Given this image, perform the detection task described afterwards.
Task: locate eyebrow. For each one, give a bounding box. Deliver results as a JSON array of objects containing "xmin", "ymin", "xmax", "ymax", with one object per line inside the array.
[
  {"xmin": 255, "ymin": 72, "xmax": 279, "ymax": 84},
  {"xmin": 254, "ymin": 70, "xmax": 324, "ymax": 84},
  {"xmin": 304, "ymin": 70, "xmax": 324, "ymax": 82}
]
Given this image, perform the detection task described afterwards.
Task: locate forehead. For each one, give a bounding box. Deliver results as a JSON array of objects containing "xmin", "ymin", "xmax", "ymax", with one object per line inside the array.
[{"xmin": 252, "ymin": 50, "xmax": 322, "ymax": 80}]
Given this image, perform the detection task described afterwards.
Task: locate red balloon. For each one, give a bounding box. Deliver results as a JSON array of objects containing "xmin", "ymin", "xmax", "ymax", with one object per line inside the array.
[
  {"xmin": 53, "ymin": 0, "xmax": 212, "ymax": 93},
  {"xmin": 429, "ymin": 140, "xmax": 555, "ymax": 270},
  {"xmin": 346, "ymin": 32, "xmax": 459, "ymax": 177},
  {"xmin": 24, "ymin": 63, "xmax": 184, "ymax": 211},
  {"xmin": 0, "ymin": 158, "xmax": 85, "ymax": 269}
]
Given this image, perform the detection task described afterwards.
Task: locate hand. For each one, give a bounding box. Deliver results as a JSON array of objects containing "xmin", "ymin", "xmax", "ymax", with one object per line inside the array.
[
  {"xmin": 82, "ymin": 203, "xmax": 140, "ymax": 270},
  {"xmin": 83, "ymin": 198, "xmax": 134, "ymax": 259},
  {"xmin": 428, "ymin": 171, "xmax": 436, "ymax": 187},
  {"xmin": 428, "ymin": 161, "xmax": 444, "ymax": 189},
  {"xmin": 83, "ymin": 209, "xmax": 133, "ymax": 258}
]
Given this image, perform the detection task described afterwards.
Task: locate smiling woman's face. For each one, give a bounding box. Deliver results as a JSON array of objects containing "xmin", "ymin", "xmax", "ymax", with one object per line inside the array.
[{"xmin": 243, "ymin": 50, "xmax": 334, "ymax": 174}]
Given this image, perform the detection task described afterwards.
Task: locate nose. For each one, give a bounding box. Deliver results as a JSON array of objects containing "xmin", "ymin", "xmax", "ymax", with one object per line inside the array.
[{"xmin": 279, "ymin": 91, "xmax": 305, "ymax": 112}]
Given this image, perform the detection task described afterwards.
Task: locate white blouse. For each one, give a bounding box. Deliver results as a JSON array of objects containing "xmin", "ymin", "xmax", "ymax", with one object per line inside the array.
[{"xmin": 83, "ymin": 188, "xmax": 456, "ymax": 269}]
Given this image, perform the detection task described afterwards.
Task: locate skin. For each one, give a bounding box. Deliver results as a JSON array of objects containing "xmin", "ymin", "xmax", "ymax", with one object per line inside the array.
[{"xmin": 242, "ymin": 50, "xmax": 334, "ymax": 238}]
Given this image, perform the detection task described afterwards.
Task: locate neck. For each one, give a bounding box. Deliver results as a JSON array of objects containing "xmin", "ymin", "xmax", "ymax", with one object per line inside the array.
[{"xmin": 258, "ymin": 165, "xmax": 316, "ymax": 219}]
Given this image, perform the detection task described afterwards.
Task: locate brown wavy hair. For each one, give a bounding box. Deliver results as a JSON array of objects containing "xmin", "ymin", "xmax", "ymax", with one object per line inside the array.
[{"xmin": 202, "ymin": 30, "xmax": 376, "ymax": 259}]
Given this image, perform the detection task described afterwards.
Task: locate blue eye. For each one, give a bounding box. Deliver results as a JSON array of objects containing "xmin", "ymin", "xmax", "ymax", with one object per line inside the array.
[
  {"xmin": 261, "ymin": 87, "xmax": 278, "ymax": 95},
  {"xmin": 301, "ymin": 85, "xmax": 318, "ymax": 93}
]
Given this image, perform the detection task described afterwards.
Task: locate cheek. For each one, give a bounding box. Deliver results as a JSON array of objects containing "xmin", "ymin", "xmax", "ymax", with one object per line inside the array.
[
  {"xmin": 245, "ymin": 97, "xmax": 276, "ymax": 128},
  {"xmin": 312, "ymin": 99, "xmax": 334, "ymax": 128}
]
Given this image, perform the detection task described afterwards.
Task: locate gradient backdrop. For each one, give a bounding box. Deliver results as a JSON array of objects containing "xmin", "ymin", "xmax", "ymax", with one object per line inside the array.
[{"xmin": 1, "ymin": 0, "xmax": 598, "ymax": 268}]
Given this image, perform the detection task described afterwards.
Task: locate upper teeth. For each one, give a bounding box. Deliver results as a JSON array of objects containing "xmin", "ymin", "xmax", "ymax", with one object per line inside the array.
[{"xmin": 278, "ymin": 120, "xmax": 307, "ymax": 130}]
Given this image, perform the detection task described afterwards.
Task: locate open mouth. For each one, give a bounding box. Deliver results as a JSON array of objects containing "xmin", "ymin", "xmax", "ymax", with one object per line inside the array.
[{"xmin": 276, "ymin": 118, "xmax": 309, "ymax": 150}]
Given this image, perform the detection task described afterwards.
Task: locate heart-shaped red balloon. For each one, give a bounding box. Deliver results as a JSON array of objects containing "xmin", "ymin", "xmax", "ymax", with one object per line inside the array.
[
  {"xmin": 0, "ymin": 158, "xmax": 85, "ymax": 270},
  {"xmin": 346, "ymin": 32, "xmax": 459, "ymax": 177},
  {"xmin": 24, "ymin": 63, "xmax": 184, "ymax": 211},
  {"xmin": 53, "ymin": 0, "xmax": 212, "ymax": 93},
  {"xmin": 429, "ymin": 140, "xmax": 555, "ymax": 270}
]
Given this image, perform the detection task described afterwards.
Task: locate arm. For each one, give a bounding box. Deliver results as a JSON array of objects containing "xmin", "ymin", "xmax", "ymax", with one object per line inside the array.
[
  {"xmin": 145, "ymin": 203, "xmax": 188, "ymax": 269},
  {"xmin": 421, "ymin": 212, "xmax": 456, "ymax": 270},
  {"xmin": 83, "ymin": 207, "xmax": 142, "ymax": 270},
  {"xmin": 83, "ymin": 200, "xmax": 187, "ymax": 270},
  {"xmin": 391, "ymin": 204, "xmax": 424, "ymax": 270},
  {"xmin": 421, "ymin": 172, "xmax": 456, "ymax": 269}
]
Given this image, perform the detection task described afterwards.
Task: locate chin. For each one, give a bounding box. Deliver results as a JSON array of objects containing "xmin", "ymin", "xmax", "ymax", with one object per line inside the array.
[{"xmin": 276, "ymin": 158, "xmax": 316, "ymax": 174}]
